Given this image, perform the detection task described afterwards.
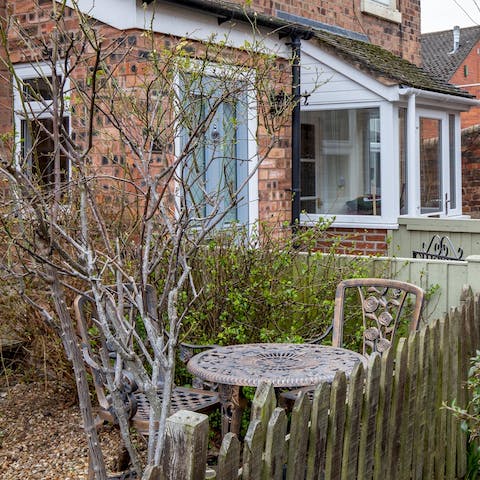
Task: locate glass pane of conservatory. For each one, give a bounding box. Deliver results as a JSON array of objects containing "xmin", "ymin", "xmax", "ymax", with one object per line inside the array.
[
  {"xmin": 419, "ymin": 117, "xmax": 442, "ymax": 214},
  {"xmin": 300, "ymin": 107, "xmax": 381, "ymax": 216}
]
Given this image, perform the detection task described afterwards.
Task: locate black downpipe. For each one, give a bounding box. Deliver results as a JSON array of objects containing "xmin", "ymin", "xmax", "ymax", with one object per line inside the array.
[{"xmin": 291, "ymin": 35, "xmax": 302, "ymax": 228}]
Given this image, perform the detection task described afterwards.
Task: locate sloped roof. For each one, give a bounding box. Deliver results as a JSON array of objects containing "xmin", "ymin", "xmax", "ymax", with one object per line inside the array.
[
  {"xmin": 421, "ymin": 26, "xmax": 480, "ymax": 81},
  {"xmin": 312, "ymin": 29, "xmax": 473, "ymax": 98},
  {"xmin": 167, "ymin": 0, "xmax": 472, "ymax": 98}
]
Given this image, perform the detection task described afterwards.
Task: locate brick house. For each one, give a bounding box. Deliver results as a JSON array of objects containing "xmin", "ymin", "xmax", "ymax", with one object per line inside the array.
[
  {"xmin": 421, "ymin": 26, "xmax": 480, "ymax": 218},
  {"xmin": 422, "ymin": 26, "xmax": 480, "ymax": 130},
  {"xmin": 2, "ymin": 0, "xmax": 476, "ymax": 253}
]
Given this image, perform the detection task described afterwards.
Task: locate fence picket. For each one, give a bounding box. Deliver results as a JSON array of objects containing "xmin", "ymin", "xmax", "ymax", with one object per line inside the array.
[
  {"xmin": 306, "ymin": 382, "xmax": 331, "ymax": 480},
  {"xmin": 251, "ymin": 383, "xmax": 276, "ymax": 425},
  {"xmin": 286, "ymin": 392, "xmax": 311, "ymax": 480},
  {"xmin": 475, "ymin": 293, "xmax": 480, "ymax": 347},
  {"xmin": 423, "ymin": 322, "xmax": 439, "ymax": 478},
  {"xmin": 434, "ymin": 318, "xmax": 448, "ymax": 480},
  {"xmin": 324, "ymin": 372, "xmax": 347, "ymax": 480},
  {"xmin": 456, "ymin": 307, "xmax": 468, "ymax": 479},
  {"xmin": 340, "ymin": 362, "xmax": 365, "ymax": 480},
  {"xmin": 242, "ymin": 419, "xmax": 264, "ymax": 480},
  {"xmin": 462, "ymin": 288, "xmax": 475, "ymax": 359},
  {"xmin": 356, "ymin": 355, "xmax": 380, "ymax": 480},
  {"xmin": 444, "ymin": 314, "xmax": 458, "ymax": 480},
  {"xmin": 398, "ymin": 332, "xmax": 419, "ymax": 479},
  {"xmin": 160, "ymin": 410, "xmax": 209, "ymax": 480},
  {"xmin": 244, "ymin": 383, "xmax": 275, "ymax": 480},
  {"xmin": 217, "ymin": 433, "xmax": 240, "ymax": 480},
  {"xmin": 387, "ymin": 338, "xmax": 408, "ymax": 478},
  {"xmin": 412, "ymin": 326, "xmax": 429, "ymax": 480},
  {"xmin": 263, "ymin": 408, "xmax": 287, "ymax": 480},
  {"xmin": 372, "ymin": 346, "xmax": 394, "ymax": 480}
]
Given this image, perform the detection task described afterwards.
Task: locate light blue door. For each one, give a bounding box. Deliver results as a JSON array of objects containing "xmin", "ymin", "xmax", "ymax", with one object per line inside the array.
[{"xmin": 182, "ymin": 76, "xmax": 249, "ymax": 228}]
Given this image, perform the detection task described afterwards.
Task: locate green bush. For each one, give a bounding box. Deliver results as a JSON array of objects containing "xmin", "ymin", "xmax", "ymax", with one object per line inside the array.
[{"xmin": 174, "ymin": 220, "xmax": 374, "ymax": 347}]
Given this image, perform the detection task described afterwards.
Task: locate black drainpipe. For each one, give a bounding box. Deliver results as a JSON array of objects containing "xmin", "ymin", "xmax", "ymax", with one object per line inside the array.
[{"xmin": 290, "ymin": 34, "xmax": 302, "ymax": 228}]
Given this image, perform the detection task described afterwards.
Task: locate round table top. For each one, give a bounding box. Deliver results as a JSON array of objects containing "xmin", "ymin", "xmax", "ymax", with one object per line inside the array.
[{"xmin": 187, "ymin": 343, "xmax": 365, "ymax": 388}]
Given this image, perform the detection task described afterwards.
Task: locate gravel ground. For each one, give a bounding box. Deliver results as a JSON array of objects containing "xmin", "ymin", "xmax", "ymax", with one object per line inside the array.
[{"xmin": 0, "ymin": 380, "xmax": 132, "ymax": 480}]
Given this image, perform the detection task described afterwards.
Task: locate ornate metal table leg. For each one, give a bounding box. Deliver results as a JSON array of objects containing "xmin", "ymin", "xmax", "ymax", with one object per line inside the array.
[{"xmin": 219, "ymin": 384, "xmax": 246, "ymax": 437}]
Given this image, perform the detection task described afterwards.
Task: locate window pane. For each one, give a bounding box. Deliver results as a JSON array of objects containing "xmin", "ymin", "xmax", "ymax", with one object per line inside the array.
[
  {"xmin": 449, "ymin": 114, "xmax": 456, "ymax": 210},
  {"xmin": 300, "ymin": 108, "xmax": 381, "ymax": 216},
  {"xmin": 301, "ymin": 161, "xmax": 316, "ymax": 197},
  {"xmin": 419, "ymin": 117, "xmax": 442, "ymax": 214},
  {"xmin": 23, "ymin": 77, "xmax": 53, "ymax": 101},
  {"xmin": 22, "ymin": 117, "xmax": 69, "ymax": 189}
]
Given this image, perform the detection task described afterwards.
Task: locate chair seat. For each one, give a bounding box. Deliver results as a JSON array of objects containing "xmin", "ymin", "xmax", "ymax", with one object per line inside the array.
[{"xmin": 97, "ymin": 386, "xmax": 219, "ymax": 435}]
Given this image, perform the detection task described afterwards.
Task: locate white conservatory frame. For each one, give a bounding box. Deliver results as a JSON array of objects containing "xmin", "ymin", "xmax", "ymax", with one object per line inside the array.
[{"xmin": 299, "ymin": 41, "xmax": 477, "ymax": 229}]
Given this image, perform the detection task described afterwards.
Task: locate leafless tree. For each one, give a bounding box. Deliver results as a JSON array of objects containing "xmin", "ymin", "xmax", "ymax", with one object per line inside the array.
[{"xmin": 0, "ymin": 1, "xmax": 308, "ymax": 477}]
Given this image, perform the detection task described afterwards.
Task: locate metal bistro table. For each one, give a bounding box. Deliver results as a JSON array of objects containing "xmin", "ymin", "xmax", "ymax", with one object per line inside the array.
[{"xmin": 187, "ymin": 343, "xmax": 365, "ymax": 436}]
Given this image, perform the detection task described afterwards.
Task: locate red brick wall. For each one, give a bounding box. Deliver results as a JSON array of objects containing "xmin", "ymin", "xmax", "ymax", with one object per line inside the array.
[
  {"xmin": 313, "ymin": 227, "xmax": 389, "ymax": 255},
  {"xmin": 462, "ymin": 127, "xmax": 480, "ymax": 218},
  {"xmin": 2, "ymin": 2, "xmax": 293, "ymax": 227},
  {"xmin": 450, "ymin": 39, "xmax": 480, "ymax": 129},
  {"xmin": 246, "ymin": 0, "xmax": 421, "ymax": 64}
]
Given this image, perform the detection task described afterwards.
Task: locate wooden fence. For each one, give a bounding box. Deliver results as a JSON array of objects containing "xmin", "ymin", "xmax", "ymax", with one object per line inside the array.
[{"xmin": 158, "ymin": 289, "xmax": 480, "ymax": 480}]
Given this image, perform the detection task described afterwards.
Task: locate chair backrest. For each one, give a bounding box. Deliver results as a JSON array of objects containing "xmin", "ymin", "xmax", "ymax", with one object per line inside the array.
[
  {"xmin": 332, "ymin": 278, "xmax": 424, "ymax": 356},
  {"xmin": 73, "ymin": 285, "xmax": 159, "ymax": 414}
]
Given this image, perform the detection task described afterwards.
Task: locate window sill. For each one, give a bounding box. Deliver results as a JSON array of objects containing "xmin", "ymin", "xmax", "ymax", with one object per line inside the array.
[
  {"xmin": 361, "ymin": 0, "xmax": 402, "ymax": 24},
  {"xmin": 300, "ymin": 213, "xmax": 399, "ymax": 230}
]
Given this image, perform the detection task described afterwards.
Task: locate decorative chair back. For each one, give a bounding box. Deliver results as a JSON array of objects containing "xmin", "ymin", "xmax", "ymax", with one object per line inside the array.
[
  {"xmin": 74, "ymin": 284, "xmax": 219, "ymax": 433},
  {"xmin": 73, "ymin": 285, "xmax": 158, "ymax": 421},
  {"xmin": 332, "ymin": 278, "xmax": 425, "ymax": 356}
]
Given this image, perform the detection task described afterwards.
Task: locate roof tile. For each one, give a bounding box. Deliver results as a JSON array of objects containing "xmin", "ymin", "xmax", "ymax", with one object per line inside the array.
[{"xmin": 421, "ymin": 26, "xmax": 480, "ymax": 81}]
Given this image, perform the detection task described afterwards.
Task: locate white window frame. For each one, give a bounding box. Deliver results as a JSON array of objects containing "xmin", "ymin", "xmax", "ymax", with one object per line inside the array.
[
  {"xmin": 411, "ymin": 108, "xmax": 462, "ymax": 218},
  {"xmin": 361, "ymin": 0, "xmax": 402, "ymax": 23},
  {"xmin": 300, "ymin": 101, "xmax": 398, "ymax": 229},
  {"xmin": 174, "ymin": 63, "xmax": 258, "ymax": 232},
  {"xmin": 13, "ymin": 61, "xmax": 71, "ymax": 184}
]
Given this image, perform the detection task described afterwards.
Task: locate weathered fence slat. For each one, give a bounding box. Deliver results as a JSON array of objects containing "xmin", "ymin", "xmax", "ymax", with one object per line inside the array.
[
  {"xmin": 251, "ymin": 382, "xmax": 276, "ymax": 425},
  {"xmin": 341, "ymin": 362, "xmax": 365, "ymax": 480},
  {"xmin": 217, "ymin": 433, "xmax": 240, "ymax": 480},
  {"xmin": 423, "ymin": 323, "xmax": 438, "ymax": 478},
  {"xmin": 243, "ymin": 382, "xmax": 275, "ymax": 480},
  {"xmin": 398, "ymin": 332, "xmax": 419, "ymax": 480},
  {"xmin": 286, "ymin": 392, "xmax": 311, "ymax": 480},
  {"xmin": 387, "ymin": 338, "xmax": 408, "ymax": 479},
  {"xmin": 446, "ymin": 311, "xmax": 459, "ymax": 479},
  {"xmin": 160, "ymin": 410, "xmax": 209, "ymax": 480},
  {"xmin": 412, "ymin": 326, "xmax": 429, "ymax": 479},
  {"xmin": 324, "ymin": 372, "xmax": 347, "ymax": 480},
  {"xmin": 263, "ymin": 407, "xmax": 287, "ymax": 480},
  {"xmin": 356, "ymin": 354, "xmax": 380, "ymax": 480},
  {"xmin": 456, "ymin": 306, "xmax": 468, "ymax": 479},
  {"xmin": 372, "ymin": 346, "xmax": 394, "ymax": 480},
  {"xmin": 306, "ymin": 382, "xmax": 331, "ymax": 480},
  {"xmin": 242, "ymin": 419, "xmax": 264, "ymax": 480},
  {"xmin": 436, "ymin": 318, "xmax": 448, "ymax": 480}
]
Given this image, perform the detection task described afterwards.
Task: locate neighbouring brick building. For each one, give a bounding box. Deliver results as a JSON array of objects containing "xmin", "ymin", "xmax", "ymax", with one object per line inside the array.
[
  {"xmin": 422, "ymin": 26, "xmax": 480, "ymax": 218},
  {"xmin": 1, "ymin": 0, "xmax": 477, "ymax": 254}
]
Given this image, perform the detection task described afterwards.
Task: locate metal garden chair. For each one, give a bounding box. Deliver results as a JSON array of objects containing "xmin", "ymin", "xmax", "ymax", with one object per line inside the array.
[
  {"xmin": 74, "ymin": 286, "xmax": 219, "ymax": 436},
  {"xmin": 280, "ymin": 277, "xmax": 425, "ymax": 404}
]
